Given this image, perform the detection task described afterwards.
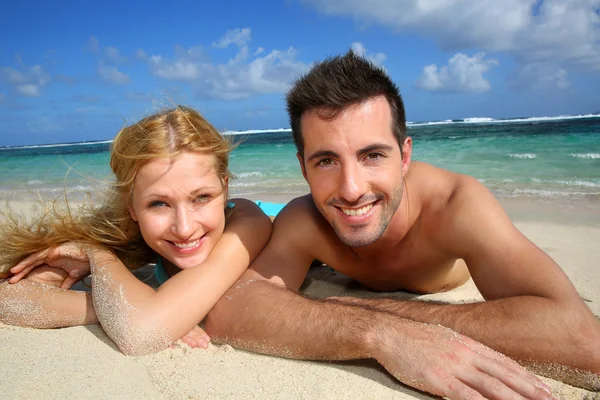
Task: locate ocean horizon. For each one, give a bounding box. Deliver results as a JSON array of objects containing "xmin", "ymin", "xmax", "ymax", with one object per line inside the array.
[{"xmin": 1, "ymin": 113, "xmax": 599, "ymax": 205}]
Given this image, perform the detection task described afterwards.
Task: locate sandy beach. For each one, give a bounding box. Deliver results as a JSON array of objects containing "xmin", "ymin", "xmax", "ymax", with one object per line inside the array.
[{"xmin": 1, "ymin": 196, "xmax": 599, "ymax": 399}]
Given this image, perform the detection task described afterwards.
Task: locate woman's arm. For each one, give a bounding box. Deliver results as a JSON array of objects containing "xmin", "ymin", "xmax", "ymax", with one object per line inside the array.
[
  {"xmin": 0, "ymin": 266, "xmax": 97, "ymax": 328},
  {"xmin": 89, "ymin": 198, "xmax": 272, "ymax": 355}
]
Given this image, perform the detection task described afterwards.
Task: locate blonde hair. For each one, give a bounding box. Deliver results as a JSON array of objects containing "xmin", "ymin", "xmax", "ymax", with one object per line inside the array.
[{"xmin": 0, "ymin": 106, "xmax": 234, "ymax": 273}]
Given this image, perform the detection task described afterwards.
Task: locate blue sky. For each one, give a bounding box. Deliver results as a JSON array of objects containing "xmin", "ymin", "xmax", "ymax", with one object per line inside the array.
[{"xmin": 1, "ymin": 0, "xmax": 599, "ymax": 146}]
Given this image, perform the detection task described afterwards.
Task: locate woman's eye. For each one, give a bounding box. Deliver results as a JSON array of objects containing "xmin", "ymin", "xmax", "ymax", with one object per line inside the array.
[
  {"xmin": 148, "ymin": 200, "xmax": 168, "ymax": 208},
  {"xmin": 194, "ymin": 194, "xmax": 211, "ymax": 203}
]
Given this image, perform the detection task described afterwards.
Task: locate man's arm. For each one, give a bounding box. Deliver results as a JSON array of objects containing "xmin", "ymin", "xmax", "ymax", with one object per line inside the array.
[
  {"xmin": 205, "ymin": 197, "xmax": 554, "ymax": 400},
  {"xmin": 334, "ymin": 176, "xmax": 600, "ymax": 383}
]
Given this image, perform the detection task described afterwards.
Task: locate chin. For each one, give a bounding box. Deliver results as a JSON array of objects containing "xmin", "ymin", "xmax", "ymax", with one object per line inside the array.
[{"xmin": 176, "ymin": 255, "xmax": 209, "ymax": 269}]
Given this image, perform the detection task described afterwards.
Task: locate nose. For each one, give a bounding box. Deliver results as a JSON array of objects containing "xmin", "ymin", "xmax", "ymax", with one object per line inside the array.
[
  {"xmin": 338, "ymin": 163, "xmax": 368, "ymax": 204},
  {"xmin": 171, "ymin": 206, "xmax": 195, "ymax": 239}
]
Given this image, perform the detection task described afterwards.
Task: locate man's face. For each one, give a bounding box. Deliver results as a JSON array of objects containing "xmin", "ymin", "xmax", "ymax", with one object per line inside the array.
[{"xmin": 298, "ymin": 96, "xmax": 411, "ymax": 247}]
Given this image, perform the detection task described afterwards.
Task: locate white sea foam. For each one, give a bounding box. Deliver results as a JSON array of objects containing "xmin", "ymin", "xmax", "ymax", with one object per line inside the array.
[
  {"xmin": 463, "ymin": 117, "xmax": 495, "ymax": 123},
  {"xmin": 530, "ymin": 178, "xmax": 600, "ymax": 187},
  {"xmin": 509, "ymin": 153, "xmax": 537, "ymax": 159},
  {"xmin": 236, "ymin": 171, "xmax": 264, "ymax": 178},
  {"xmin": 407, "ymin": 113, "xmax": 600, "ymax": 127},
  {"xmin": 571, "ymin": 153, "xmax": 600, "ymax": 159},
  {"xmin": 1, "ymin": 140, "xmax": 113, "ymax": 151},
  {"xmin": 221, "ymin": 128, "xmax": 292, "ymax": 136}
]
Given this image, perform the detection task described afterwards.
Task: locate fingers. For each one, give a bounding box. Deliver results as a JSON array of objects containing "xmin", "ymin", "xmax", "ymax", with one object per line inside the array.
[
  {"xmin": 436, "ymin": 378, "xmax": 487, "ymax": 400},
  {"xmin": 10, "ymin": 248, "xmax": 49, "ymax": 273},
  {"xmin": 8, "ymin": 249, "xmax": 50, "ymax": 284},
  {"xmin": 459, "ymin": 373, "xmax": 527, "ymax": 400},
  {"xmin": 474, "ymin": 357, "xmax": 555, "ymax": 400},
  {"xmin": 61, "ymin": 275, "xmax": 80, "ymax": 290}
]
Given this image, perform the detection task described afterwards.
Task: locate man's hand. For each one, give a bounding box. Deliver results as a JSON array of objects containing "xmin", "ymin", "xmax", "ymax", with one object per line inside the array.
[
  {"xmin": 373, "ymin": 319, "xmax": 555, "ymax": 400},
  {"xmin": 8, "ymin": 242, "xmax": 92, "ymax": 289}
]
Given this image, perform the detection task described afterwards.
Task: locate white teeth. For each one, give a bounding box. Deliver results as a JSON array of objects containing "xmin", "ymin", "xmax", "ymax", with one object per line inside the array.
[
  {"xmin": 173, "ymin": 239, "xmax": 200, "ymax": 249},
  {"xmin": 341, "ymin": 204, "xmax": 373, "ymax": 217}
]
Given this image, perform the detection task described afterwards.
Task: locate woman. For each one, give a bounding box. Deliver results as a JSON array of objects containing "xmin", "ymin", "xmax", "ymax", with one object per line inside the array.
[{"xmin": 0, "ymin": 106, "xmax": 272, "ymax": 356}]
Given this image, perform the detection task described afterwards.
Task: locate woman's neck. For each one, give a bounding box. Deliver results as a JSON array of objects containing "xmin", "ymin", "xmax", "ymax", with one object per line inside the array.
[{"xmin": 161, "ymin": 258, "xmax": 181, "ymax": 278}]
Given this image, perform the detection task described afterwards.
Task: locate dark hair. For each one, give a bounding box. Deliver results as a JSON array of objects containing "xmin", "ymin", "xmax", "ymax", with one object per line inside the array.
[{"xmin": 286, "ymin": 50, "xmax": 407, "ymax": 157}]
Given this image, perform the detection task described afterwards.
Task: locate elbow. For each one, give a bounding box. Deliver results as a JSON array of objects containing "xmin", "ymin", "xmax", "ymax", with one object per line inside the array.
[
  {"xmin": 562, "ymin": 305, "xmax": 600, "ymax": 374},
  {"xmin": 103, "ymin": 315, "xmax": 174, "ymax": 357},
  {"xmin": 204, "ymin": 296, "xmax": 241, "ymax": 342},
  {"xmin": 576, "ymin": 316, "xmax": 600, "ymax": 374}
]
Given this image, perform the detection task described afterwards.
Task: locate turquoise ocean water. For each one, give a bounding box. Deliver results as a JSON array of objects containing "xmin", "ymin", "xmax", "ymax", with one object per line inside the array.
[{"xmin": 1, "ymin": 115, "xmax": 599, "ymax": 204}]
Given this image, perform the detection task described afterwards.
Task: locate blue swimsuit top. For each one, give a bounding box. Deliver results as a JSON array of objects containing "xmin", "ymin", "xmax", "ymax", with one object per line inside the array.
[{"xmin": 154, "ymin": 200, "xmax": 285, "ymax": 285}]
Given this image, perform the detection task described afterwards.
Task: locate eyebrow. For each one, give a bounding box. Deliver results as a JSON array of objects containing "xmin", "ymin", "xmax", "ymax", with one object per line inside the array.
[
  {"xmin": 307, "ymin": 143, "xmax": 394, "ymax": 162},
  {"xmin": 357, "ymin": 143, "xmax": 394, "ymax": 156},
  {"xmin": 141, "ymin": 186, "xmax": 221, "ymax": 200}
]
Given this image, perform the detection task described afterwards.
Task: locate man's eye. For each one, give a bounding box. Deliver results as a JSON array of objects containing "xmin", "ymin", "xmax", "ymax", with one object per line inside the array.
[
  {"xmin": 366, "ymin": 152, "xmax": 383, "ymax": 161},
  {"xmin": 317, "ymin": 158, "xmax": 334, "ymax": 167},
  {"xmin": 148, "ymin": 200, "xmax": 168, "ymax": 208}
]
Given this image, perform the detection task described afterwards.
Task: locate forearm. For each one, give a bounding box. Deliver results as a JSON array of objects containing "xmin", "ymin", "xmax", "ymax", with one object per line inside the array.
[
  {"xmin": 89, "ymin": 245, "xmax": 252, "ymax": 355},
  {"xmin": 336, "ymin": 296, "xmax": 600, "ymax": 374},
  {"xmin": 89, "ymin": 251, "xmax": 174, "ymax": 355},
  {"xmin": 0, "ymin": 279, "xmax": 97, "ymax": 328},
  {"xmin": 205, "ymin": 280, "xmax": 400, "ymax": 361}
]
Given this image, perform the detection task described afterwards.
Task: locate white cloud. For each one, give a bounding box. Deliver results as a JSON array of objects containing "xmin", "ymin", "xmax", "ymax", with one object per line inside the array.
[
  {"xmin": 417, "ymin": 53, "xmax": 498, "ymax": 93},
  {"xmin": 149, "ymin": 56, "xmax": 200, "ymax": 80},
  {"xmin": 105, "ymin": 47, "xmax": 125, "ymax": 63},
  {"xmin": 303, "ymin": 0, "xmax": 600, "ymax": 90},
  {"xmin": 2, "ymin": 65, "xmax": 50, "ymax": 86},
  {"xmin": 509, "ymin": 62, "xmax": 570, "ymax": 91},
  {"xmin": 149, "ymin": 29, "xmax": 310, "ymax": 100},
  {"xmin": 88, "ymin": 36, "xmax": 99, "ymax": 53},
  {"xmin": 16, "ymin": 84, "xmax": 41, "ymax": 97},
  {"xmin": 2, "ymin": 67, "xmax": 27, "ymax": 84},
  {"xmin": 98, "ymin": 66, "xmax": 131, "ymax": 85},
  {"xmin": 136, "ymin": 48, "xmax": 149, "ymax": 61},
  {"xmin": 213, "ymin": 28, "xmax": 252, "ymax": 48},
  {"xmin": 2, "ymin": 64, "xmax": 51, "ymax": 96},
  {"xmin": 351, "ymin": 42, "xmax": 386, "ymax": 65},
  {"xmin": 303, "ymin": 0, "xmax": 533, "ymax": 51}
]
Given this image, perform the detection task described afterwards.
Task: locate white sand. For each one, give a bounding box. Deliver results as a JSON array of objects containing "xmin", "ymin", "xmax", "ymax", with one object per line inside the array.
[{"xmin": 1, "ymin": 200, "xmax": 599, "ymax": 399}]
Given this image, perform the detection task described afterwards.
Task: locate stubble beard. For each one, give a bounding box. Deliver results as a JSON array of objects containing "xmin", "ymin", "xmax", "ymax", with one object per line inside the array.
[{"xmin": 330, "ymin": 183, "xmax": 404, "ymax": 248}]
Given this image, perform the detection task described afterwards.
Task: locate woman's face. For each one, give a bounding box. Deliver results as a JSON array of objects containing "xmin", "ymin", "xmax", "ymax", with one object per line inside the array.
[{"xmin": 128, "ymin": 151, "xmax": 227, "ymax": 270}]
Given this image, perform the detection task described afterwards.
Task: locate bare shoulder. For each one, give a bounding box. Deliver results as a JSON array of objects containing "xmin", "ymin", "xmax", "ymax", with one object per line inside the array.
[
  {"xmin": 410, "ymin": 163, "xmax": 509, "ymax": 240},
  {"xmin": 226, "ymin": 198, "xmax": 273, "ymax": 240},
  {"xmin": 244, "ymin": 195, "xmax": 331, "ymax": 290},
  {"xmin": 228, "ymin": 198, "xmax": 265, "ymax": 217},
  {"xmin": 270, "ymin": 194, "xmax": 330, "ymax": 252},
  {"xmin": 407, "ymin": 162, "xmax": 470, "ymax": 213}
]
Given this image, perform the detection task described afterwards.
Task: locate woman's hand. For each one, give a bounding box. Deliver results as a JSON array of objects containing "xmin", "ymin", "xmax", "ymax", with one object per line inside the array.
[
  {"xmin": 179, "ymin": 325, "xmax": 211, "ymax": 349},
  {"xmin": 8, "ymin": 242, "xmax": 92, "ymax": 289}
]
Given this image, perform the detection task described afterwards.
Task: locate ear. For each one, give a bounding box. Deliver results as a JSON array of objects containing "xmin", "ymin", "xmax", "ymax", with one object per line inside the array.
[
  {"xmin": 401, "ymin": 137, "xmax": 413, "ymax": 175},
  {"xmin": 297, "ymin": 152, "xmax": 307, "ymax": 181},
  {"xmin": 128, "ymin": 203, "xmax": 138, "ymax": 222}
]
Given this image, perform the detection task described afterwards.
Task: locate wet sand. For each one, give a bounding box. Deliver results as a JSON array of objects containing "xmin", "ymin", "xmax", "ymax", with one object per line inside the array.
[{"xmin": 1, "ymin": 195, "xmax": 599, "ymax": 399}]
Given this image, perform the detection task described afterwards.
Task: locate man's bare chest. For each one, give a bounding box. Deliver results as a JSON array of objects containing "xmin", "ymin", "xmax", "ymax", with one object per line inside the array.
[{"xmin": 321, "ymin": 239, "xmax": 469, "ymax": 294}]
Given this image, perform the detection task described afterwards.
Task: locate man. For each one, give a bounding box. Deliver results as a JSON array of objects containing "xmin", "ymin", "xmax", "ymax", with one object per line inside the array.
[{"xmin": 205, "ymin": 51, "xmax": 600, "ymax": 398}]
